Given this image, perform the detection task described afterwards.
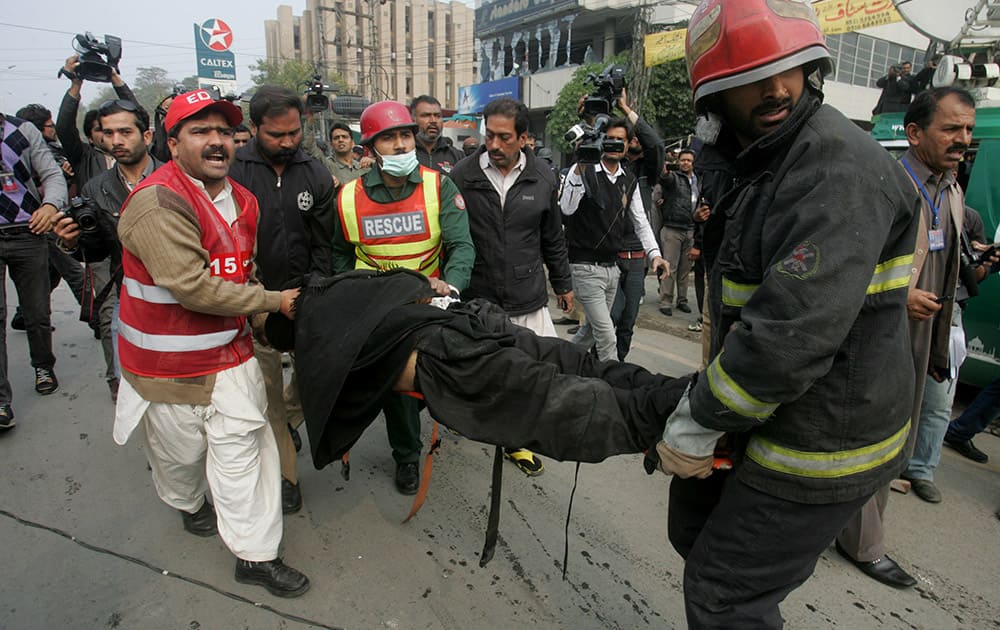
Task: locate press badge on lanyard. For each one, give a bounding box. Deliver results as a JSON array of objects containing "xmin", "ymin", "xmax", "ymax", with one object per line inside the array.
[
  {"xmin": 209, "ymin": 251, "xmax": 250, "ymax": 281},
  {"xmin": 901, "ymin": 157, "xmax": 946, "ymax": 252}
]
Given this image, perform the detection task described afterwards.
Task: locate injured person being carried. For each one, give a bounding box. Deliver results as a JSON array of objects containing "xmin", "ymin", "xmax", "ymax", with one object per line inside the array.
[{"xmin": 263, "ymin": 268, "xmax": 691, "ymax": 472}]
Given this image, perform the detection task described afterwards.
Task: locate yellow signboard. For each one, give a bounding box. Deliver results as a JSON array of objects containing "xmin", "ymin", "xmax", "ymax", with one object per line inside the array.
[{"xmin": 644, "ymin": 0, "xmax": 904, "ymax": 67}]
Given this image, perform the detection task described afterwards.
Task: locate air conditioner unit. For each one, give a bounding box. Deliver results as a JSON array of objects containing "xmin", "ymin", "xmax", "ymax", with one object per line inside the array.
[
  {"xmin": 444, "ymin": 57, "xmax": 451, "ymax": 65},
  {"xmin": 406, "ymin": 52, "xmax": 412, "ymax": 60},
  {"xmin": 391, "ymin": 52, "xmax": 396, "ymax": 60}
]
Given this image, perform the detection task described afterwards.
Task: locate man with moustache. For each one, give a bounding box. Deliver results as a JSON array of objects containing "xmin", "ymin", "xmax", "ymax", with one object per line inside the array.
[
  {"xmin": 411, "ymin": 95, "xmax": 464, "ymax": 174},
  {"xmin": 113, "ymin": 90, "xmax": 309, "ymax": 597},
  {"xmin": 332, "ymin": 100, "xmax": 474, "ymax": 494},
  {"xmin": 836, "ymin": 87, "xmax": 981, "ymax": 582},
  {"xmin": 449, "ymin": 97, "xmax": 574, "ymax": 476},
  {"xmin": 229, "ymin": 86, "xmax": 338, "ymax": 514},
  {"xmin": 52, "ymin": 99, "xmax": 164, "ymax": 401},
  {"xmin": 655, "ymin": 1, "xmax": 920, "ymax": 625}
]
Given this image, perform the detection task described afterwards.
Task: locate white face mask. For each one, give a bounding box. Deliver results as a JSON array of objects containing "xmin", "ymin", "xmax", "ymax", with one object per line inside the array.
[{"xmin": 376, "ymin": 149, "xmax": 419, "ymax": 177}]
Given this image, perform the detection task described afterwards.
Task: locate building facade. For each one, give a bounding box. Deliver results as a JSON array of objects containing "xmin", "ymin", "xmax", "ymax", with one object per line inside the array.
[{"xmin": 265, "ymin": 0, "xmax": 476, "ymax": 108}]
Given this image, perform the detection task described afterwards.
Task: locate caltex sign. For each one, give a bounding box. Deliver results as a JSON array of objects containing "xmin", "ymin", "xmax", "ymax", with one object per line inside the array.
[{"xmin": 194, "ymin": 18, "xmax": 236, "ymax": 82}]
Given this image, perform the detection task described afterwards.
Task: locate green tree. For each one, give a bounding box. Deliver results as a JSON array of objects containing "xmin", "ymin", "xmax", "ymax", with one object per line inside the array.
[
  {"xmin": 645, "ymin": 58, "xmax": 696, "ymax": 143},
  {"xmin": 250, "ymin": 58, "xmax": 343, "ymax": 94}
]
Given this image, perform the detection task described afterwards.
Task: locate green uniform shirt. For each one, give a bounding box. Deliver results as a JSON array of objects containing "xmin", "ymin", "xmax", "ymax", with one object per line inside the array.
[{"xmin": 332, "ymin": 165, "xmax": 475, "ymax": 291}]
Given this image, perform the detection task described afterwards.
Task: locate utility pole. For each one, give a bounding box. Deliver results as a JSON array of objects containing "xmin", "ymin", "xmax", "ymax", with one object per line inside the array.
[{"xmin": 628, "ymin": 1, "xmax": 655, "ymax": 110}]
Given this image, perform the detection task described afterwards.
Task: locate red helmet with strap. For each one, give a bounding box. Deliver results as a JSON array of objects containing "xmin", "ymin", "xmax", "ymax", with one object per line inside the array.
[
  {"xmin": 685, "ymin": 0, "xmax": 833, "ymax": 111},
  {"xmin": 359, "ymin": 101, "xmax": 418, "ymax": 144}
]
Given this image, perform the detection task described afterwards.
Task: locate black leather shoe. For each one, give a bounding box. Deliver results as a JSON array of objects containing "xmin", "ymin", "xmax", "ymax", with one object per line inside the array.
[
  {"xmin": 235, "ymin": 558, "xmax": 310, "ymax": 598},
  {"xmin": 904, "ymin": 477, "xmax": 942, "ymax": 503},
  {"xmin": 395, "ymin": 461, "xmax": 420, "ymax": 495},
  {"xmin": 10, "ymin": 311, "xmax": 25, "ymax": 331},
  {"xmin": 552, "ymin": 316, "xmax": 578, "ymax": 326},
  {"xmin": 659, "ymin": 306, "xmax": 672, "ymax": 316},
  {"xmin": 288, "ymin": 423, "xmax": 302, "ymax": 452},
  {"xmin": 181, "ymin": 501, "xmax": 217, "ymax": 537},
  {"xmin": 282, "ymin": 478, "xmax": 302, "ymax": 514},
  {"xmin": 944, "ymin": 437, "xmax": 989, "ymax": 463},
  {"xmin": 676, "ymin": 303, "xmax": 692, "ymax": 313},
  {"xmin": 835, "ymin": 541, "xmax": 916, "ymax": 588},
  {"xmin": 567, "ymin": 325, "xmax": 580, "ymax": 334}
]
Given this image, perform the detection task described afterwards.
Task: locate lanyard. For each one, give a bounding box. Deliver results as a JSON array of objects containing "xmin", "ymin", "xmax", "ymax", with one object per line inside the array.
[{"xmin": 900, "ymin": 157, "xmax": 944, "ymax": 229}]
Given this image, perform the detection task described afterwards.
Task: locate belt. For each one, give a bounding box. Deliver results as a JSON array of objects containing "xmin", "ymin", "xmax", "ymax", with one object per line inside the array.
[
  {"xmin": 0, "ymin": 225, "xmax": 34, "ymax": 237},
  {"xmin": 617, "ymin": 251, "xmax": 645, "ymax": 260},
  {"xmin": 573, "ymin": 260, "xmax": 617, "ymax": 267}
]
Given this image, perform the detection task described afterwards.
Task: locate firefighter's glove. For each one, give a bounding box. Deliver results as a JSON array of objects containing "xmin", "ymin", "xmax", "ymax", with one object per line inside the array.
[{"xmin": 651, "ymin": 383, "xmax": 724, "ymax": 479}]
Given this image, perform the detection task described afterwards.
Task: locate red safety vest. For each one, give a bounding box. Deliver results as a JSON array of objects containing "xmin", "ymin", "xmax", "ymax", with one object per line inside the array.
[
  {"xmin": 118, "ymin": 161, "xmax": 258, "ymax": 379},
  {"xmin": 338, "ymin": 166, "xmax": 443, "ymax": 277}
]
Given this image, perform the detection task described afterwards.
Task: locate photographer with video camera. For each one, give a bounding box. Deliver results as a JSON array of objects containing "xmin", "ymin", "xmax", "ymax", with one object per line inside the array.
[
  {"xmin": 52, "ymin": 99, "xmax": 163, "ymax": 402},
  {"xmin": 56, "ymin": 45, "xmax": 137, "ymax": 382},
  {"xmin": 872, "ymin": 61, "xmax": 918, "ymax": 115},
  {"xmin": 560, "ymin": 69, "xmax": 667, "ymax": 362}
]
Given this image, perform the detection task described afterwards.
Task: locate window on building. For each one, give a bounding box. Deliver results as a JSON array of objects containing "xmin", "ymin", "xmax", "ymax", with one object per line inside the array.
[
  {"xmin": 825, "ymin": 32, "xmax": 925, "ymax": 88},
  {"xmin": 428, "ymin": 12, "xmax": 436, "ymax": 39},
  {"xmin": 429, "ymin": 48, "xmax": 435, "ymax": 67},
  {"xmin": 405, "ymin": 6, "xmax": 411, "ymax": 34},
  {"xmin": 406, "ymin": 77, "xmax": 412, "ymax": 96}
]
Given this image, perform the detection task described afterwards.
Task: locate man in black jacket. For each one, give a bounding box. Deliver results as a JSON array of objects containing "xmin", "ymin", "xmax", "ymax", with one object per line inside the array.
[
  {"xmin": 53, "ymin": 100, "xmax": 162, "ymax": 402},
  {"xmin": 450, "ymin": 97, "xmax": 574, "ymax": 476},
  {"xmin": 228, "ymin": 86, "xmax": 338, "ymax": 514},
  {"xmin": 652, "ymin": 149, "xmax": 699, "ymax": 317},
  {"xmin": 56, "ymin": 54, "xmax": 137, "ymax": 346}
]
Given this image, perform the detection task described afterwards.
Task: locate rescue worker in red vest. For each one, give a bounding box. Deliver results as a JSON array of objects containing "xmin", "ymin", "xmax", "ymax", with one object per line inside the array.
[
  {"xmin": 651, "ymin": 2, "xmax": 920, "ymax": 626},
  {"xmin": 113, "ymin": 90, "xmax": 310, "ymax": 598},
  {"xmin": 332, "ymin": 100, "xmax": 475, "ymax": 495}
]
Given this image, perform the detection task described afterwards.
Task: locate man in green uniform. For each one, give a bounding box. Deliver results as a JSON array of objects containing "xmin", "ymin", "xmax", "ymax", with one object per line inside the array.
[{"xmin": 332, "ymin": 100, "xmax": 475, "ymax": 494}]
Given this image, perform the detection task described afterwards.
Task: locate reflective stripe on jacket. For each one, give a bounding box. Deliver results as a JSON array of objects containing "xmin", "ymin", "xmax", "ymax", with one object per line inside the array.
[
  {"xmin": 338, "ymin": 166, "xmax": 443, "ymax": 276},
  {"xmin": 118, "ymin": 161, "xmax": 257, "ymax": 378},
  {"xmin": 693, "ymin": 99, "xmax": 921, "ymax": 504}
]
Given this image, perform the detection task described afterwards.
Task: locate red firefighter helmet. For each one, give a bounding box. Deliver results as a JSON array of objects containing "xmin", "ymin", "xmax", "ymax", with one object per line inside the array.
[
  {"xmin": 359, "ymin": 101, "xmax": 418, "ymax": 144},
  {"xmin": 685, "ymin": 0, "xmax": 834, "ymax": 111}
]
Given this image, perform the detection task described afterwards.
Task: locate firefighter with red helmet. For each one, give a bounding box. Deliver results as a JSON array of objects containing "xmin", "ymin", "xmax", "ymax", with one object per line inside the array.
[
  {"xmin": 331, "ymin": 100, "xmax": 475, "ymax": 495},
  {"xmin": 650, "ymin": 0, "xmax": 921, "ymax": 625}
]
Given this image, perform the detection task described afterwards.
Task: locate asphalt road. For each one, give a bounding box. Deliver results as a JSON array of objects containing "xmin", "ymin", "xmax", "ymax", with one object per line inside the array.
[{"xmin": 1, "ymin": 278, "xmax": 998, "ymax": 629}]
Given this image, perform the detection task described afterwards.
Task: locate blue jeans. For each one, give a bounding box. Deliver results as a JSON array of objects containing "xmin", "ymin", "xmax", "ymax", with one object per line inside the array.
[
  {"xmin": 905, "ymin": 372, "xmax": 957, "ymax": 481},
  {"xmin": 570, "ymin": 262, "xmax": 620, "ymax": 362},
  {"xmin": 946, "ymin": 376, "xmax": 1000, "ymax": 442},
  {"xmin": 611, "ymin": 256, "xmax": 646, "ymax": 361},
  {"xmin": 0, "ymin": 230, "xmax": 54, "ymax": 405}
]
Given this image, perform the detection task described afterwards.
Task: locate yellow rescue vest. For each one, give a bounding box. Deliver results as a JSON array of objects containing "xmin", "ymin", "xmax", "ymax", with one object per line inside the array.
[{"xmin": 338, "ymin": 167, "xmax": 443, "ymax": 276}]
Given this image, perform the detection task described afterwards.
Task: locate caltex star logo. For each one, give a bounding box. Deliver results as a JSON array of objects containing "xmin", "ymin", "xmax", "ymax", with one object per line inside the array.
[{"xmin": 200, "ymin": 19, "xmax": 233, "ymax": 52}]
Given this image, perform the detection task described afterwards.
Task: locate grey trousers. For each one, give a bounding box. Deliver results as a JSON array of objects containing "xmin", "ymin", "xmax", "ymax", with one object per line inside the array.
[{"xmin": 659, "ymin": 226, "xmax": 694, "ymax": 305}]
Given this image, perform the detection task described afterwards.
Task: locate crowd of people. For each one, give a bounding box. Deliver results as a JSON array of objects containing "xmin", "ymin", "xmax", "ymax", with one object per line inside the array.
[{"xmin": 0, "ymin": 0, "xmax": 996, "ymax": 624}]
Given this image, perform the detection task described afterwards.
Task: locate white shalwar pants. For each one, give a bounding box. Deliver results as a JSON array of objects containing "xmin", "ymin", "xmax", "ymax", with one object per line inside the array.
[{"xmin": 134, "ymin": 358, "xmax": 282, "ymax": 561}]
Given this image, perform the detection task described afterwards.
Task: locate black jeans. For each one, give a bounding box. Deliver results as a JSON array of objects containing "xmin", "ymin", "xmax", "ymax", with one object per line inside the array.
[
  {"xmin": 0, "ymin": 230, "xmax": 54, "ymax": 404},
  {"xmin": 669, "ymin": 474, "xmax": 871, "ymax": 629},
  {"xmin": 610, "ymin": 255, "xmax": 646, "ymax": 361}
]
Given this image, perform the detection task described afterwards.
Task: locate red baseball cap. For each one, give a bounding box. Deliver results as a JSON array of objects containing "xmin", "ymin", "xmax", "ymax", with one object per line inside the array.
[{"xmin": 164, "ymin": 89, "xmax": 243, "ymax": 134}]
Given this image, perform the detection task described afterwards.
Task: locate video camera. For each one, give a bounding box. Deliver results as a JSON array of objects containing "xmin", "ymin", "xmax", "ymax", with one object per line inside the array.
[
  {"xmin": 581, "ymin": 64, "xmax": 627, "ymax": 117},
  {"xmin": 66, "ymin": 196, "xmax": 100, "ymax": 234},
  {"xmin": 61, "ymin": 32, "xmax": 123, "ymax": 83},
  {"xmin": 564, "ymin": 63, "xmax": 628, "ymax": 163},
  {"xmin": 304, "ymin": 74, "xmax": 335, "ymax": 112}
]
